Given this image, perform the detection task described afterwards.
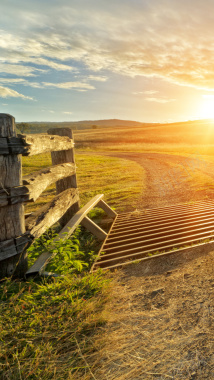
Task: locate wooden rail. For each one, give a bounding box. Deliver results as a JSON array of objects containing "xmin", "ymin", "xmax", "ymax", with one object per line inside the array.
[
  {"xmin": 0, "ymin": 113, "xmax": 117, "ymax": 279},
  {"xmin": 0, "ymin": 134, "xmax": 74, "ymax": 156}
]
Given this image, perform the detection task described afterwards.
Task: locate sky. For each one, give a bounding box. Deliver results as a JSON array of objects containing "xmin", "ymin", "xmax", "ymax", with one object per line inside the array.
[{"xmin": 1, "ymin": 0, "xmax": 214, "ymax": 123}]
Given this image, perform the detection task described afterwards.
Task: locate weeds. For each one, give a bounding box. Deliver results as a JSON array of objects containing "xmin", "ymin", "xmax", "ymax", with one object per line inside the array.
[
  {"xmin": 27, "ymin": 227, "xmax": 100, "ymax": 274},
  {"xmin": 0, "ymin": 221, "xmax": 111, "ymax": 379}
]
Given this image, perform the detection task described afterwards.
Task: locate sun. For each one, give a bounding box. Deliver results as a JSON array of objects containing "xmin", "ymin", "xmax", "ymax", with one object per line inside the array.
[{"xmin": 199, "ymin": 95, "xmax": 214, "ymax": 120}]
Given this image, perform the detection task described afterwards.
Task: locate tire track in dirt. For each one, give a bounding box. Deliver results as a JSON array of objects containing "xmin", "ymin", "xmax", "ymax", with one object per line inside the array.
[{"xmin": 103, "ymin": 152, "xmax": 214, "ymax": 208}]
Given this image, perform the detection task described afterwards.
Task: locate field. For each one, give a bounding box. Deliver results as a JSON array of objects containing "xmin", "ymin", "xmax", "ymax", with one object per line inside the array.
[
  {"xmin": 74, "ymin": 119, "xmax": 214, "ymax": 209},
  {"xmin": 2, "ymin": 119, "xmax": 214, "ymax": 379},
  {"xmin": 74, "ymin": 119, "xmax": 214, "ymax": 155}
]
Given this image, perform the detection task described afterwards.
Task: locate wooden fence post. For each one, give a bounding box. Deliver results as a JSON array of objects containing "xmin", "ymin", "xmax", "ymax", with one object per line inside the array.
[
  {"xmin": 0, "ymin": 114, "xmax": 27, "ymax": 278},
  {"xmin": 47, "ymin": 128, "xmax": 80, "ymax": 226}
]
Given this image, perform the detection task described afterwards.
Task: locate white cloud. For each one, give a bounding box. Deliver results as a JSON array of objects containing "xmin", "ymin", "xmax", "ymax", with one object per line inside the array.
[
  {"xmin": 133, "ymin": 90, "xmax": 158, "ymax": 95},
  {"xmin": 1, "ymin": 1, "xmax": 214, "ymax": 90},
  {"xmin": 144, "ymin": 90, "xmax": 158, "ymax": 95},
  {"xmin": 145, "ymin": 97, "xmax": 176, "ymax": 103},
  {"xmin": 63, "ymin": 111, "xmax": 73, "ymax": 114},
  {"xmin": 0, "ymin": 78, "xmax": 42, "ymax": 88},
  {"xmin": 88, "ymin": 75, "xmax": 108, "ymax": 82},
  {"xmin": 0, "ymin": 63, "xmax": 45, "ymax": 77},
  {"xmin": 202, "ymin": 94, "xmax": 214, "ymax": 99},
  {"xmin": 42, "ymin": 81, "xmax": 95, "ymax": 90},
  {"xmin": 0, "ymin": 85, "xmax": 33, "ymax": 100},
  {"xmin": 31, "ymin": 58, "xmax": 76, "ymax": 72}
]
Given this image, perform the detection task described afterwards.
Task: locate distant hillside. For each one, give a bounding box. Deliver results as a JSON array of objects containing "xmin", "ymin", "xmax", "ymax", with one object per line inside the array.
[
  {"xmin": 16, "ymin": 118, "xmax": 214, "ymax": 134},
  {"xmin": 16, "ymin": 119, "xmax": 153, "ymax": 134}
]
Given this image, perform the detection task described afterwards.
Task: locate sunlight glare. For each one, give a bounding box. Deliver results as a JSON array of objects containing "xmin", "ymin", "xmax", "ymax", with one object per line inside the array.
[{"xmin": 200, "ymin": 95, "xmax": 214, "ymax": 119}]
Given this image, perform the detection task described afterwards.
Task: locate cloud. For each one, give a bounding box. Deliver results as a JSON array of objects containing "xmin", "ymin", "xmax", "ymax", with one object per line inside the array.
[
  {"xmin": 1, "ymin": 1, "xmax": 214, "ymax": 90},
  {"xmin": 29, "ymin": 58, "xmax": 77, "ymax": 72},
  {"xmin": 0, "ymin": 63, "xmax": 45, "ymax": 77},
  {"xmin": 0, "ymin": 78, "xmax": 42, "ymax": 88},
  {"xmin": 145, "ymin": 97, "xmax": 176, "ymax": 103},
  {"xmin": 144, "ymin": 90, "xmax": 158, "ymax": 95},
  {"xmin": 132, "ymin": 91, "xmax": 144, "ymax": 95},
  {"xmin": 63, "ymin": 111, "xmax": 73, "ymax": 114},
  {"xmin": 88, "ymin": 75, "xmax": 108, "ymax": 82},
  {"xmin": 202, "ymin": 94, "xmax": 214, "ymax": 99},
  {"xmin": 133, "ymin": 90, "xmax": 158, "ymax": 95},
  {"xmin": 42, "ymin": 81, "xmax": 95, "ymax": 90},
  {"xmin": 0, "ymin": 85, "xmax": 33, "ymax": 100}
]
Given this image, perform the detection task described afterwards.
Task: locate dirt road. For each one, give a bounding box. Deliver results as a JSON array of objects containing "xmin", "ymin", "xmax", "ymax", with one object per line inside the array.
[
  {"xmin": 85, "ymin": 152, "xmax": 214, "ymax": 380},
  {"xmin": 106, "ymin": 152, "xmax": 214, "ymax": 209}
]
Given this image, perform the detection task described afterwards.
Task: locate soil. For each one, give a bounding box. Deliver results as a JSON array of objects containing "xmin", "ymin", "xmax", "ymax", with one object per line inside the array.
[{"xmin": 92, "ymin": 251, "xmax": 214, "ymax": 380}]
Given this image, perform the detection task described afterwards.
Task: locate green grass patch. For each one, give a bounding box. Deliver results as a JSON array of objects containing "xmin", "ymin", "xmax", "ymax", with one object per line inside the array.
[
  {"xmin": 0, "ymin": 208, "xmax": 112, "ymax": 379},
  {"xmin": 76, "ymin": 154, "xmax": 144, "ymax": 212},
  {"xmin": 23, "ymin": 152, "xmax": 145, "ymax": 213}
]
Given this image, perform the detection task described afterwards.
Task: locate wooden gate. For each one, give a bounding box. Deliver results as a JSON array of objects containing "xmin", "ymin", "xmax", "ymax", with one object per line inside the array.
[{"xmin": 0, "ymin": 114, "xmax": 116, "ymax": 279}]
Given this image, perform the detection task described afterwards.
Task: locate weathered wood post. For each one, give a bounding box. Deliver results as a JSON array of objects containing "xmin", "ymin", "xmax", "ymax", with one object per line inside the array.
[
  {"xmin": 0, "ymin": 114, "xmax": 27, "ymax": 278},
  {"xmin": 47, "ymin": 128, "xmax": 80, "ymax": 226}
]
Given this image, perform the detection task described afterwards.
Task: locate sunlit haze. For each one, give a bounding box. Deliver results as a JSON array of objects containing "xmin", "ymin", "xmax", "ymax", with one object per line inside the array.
[{"xmin": 1, "ymin": 0, "xmax": 214, "ymax": 122}]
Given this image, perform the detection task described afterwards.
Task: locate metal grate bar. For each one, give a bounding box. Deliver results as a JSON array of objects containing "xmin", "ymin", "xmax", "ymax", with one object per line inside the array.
[
  {"xmin": 104, "ymin": 218, "xmax": 214, "ymax": 249},
  {"xmin": 116, "ymin": 199, "xmax": 214, "ymax": 221},
  {"xmin": 111, "ymin": 207, "xmax": 214, "ymax": 233},
  {"xmin": 92, "ymin": 200, "xmax": 214, "ymax": 271}
]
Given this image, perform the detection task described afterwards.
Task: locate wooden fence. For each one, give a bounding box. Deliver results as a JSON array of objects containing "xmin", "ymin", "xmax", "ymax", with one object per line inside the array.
[{"xmin": 0, "ymin": 113, "xmax": 117, "ymax": 279}]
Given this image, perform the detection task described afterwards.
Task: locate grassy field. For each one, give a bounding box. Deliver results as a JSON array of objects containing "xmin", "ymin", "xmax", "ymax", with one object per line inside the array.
[
  {"xmin": 74, "ymin": 119, "xmax": 214, "ymax": 156},
  {"xmin": 0, "ymin": 142, "xmax": 145, "ymax": 379},
  {"xmin": 23, "ymin": 153, "xmax": 145, "ymax": 213},
  {"xmin": 2, "ymin": 119, "xmax": 214, "ymax": 379}
]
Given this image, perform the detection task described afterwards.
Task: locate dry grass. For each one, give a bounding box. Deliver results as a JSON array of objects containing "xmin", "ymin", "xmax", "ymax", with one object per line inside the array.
[
  {"xmin": 79, "ymin": 251, "xmax": 214, "ymax": 380},
  {"xmin": 74, "ymin": 119, "xmax": 214, "ymax": 156}
]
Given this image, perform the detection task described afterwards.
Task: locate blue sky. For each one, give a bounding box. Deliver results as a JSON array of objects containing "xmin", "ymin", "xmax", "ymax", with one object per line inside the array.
[{"xmin": 1, "ymin": 0, "xmax": 214, "ymax": 122}]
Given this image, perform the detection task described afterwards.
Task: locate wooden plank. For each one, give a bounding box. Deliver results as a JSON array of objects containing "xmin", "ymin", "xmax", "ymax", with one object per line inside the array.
[
  {"xmin": 0, "ymin": 186, "xmax": 31, "ymax": 206},
  {"xmin": 26, "ymin": 251, "xmax": 51, "ymax": 277},
  {"xmin": 0, "ymin": 239, "xmax": 17, "ymax": 261},
  {"xmin": 0, "ymin": 137, "xmax": 9, "ymax": 154},
  {"xmin": 26, "ymin": 194, "xmax": 104, "ymax": 277},
  {"xmin": 23, "ymin": 162, "xmax": 76, "ymax": 202},
  {"xmin": 0, "ymin": 114, "xmax": 26, "ymax": 278},
  {"xmin": 25, "ymin": 188, "xmax": 79, "ymax": 239},
  {"xmin": 7, "ymin": 137, "xmax": 29, "ymax": 155},
  {"xmin": 0, "ymin": 135, "xmax": 74, "ymax": 156},
  {"xmin": 81, "ymin": 216, "xmax": 107, "ymax": 240},
  {"xmin": 19, "ymin": 134, "xmax": 74, "ymax": 156},
  {"xmin": 0, "ymin": 163, "xmax": 76, "ymax": 206},
  {"xmin": 0, "ymin": 233, "xmax": 33, "ymax": 261},
  {"xmin": 97, "ymin": 199, "xmax": 117, "ymax": 218},
  {"xmin": 60, "ymin": 194, "xmax": 104, "ymax": 237},
  {"xmin": 48, "ymin": 128, "xmax": 79, "ymax": 226}
]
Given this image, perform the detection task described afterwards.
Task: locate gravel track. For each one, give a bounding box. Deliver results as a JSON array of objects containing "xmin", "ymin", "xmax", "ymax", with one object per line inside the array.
[
  {"xmin": 87, "ymin": 152, "xmax": 214, "ymax": 380},
  {"xmin": 105, "ymin": 152, "xmax": 214, "ymax": 208}
]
